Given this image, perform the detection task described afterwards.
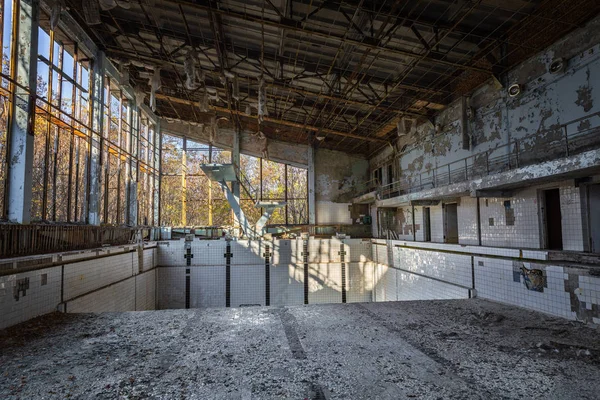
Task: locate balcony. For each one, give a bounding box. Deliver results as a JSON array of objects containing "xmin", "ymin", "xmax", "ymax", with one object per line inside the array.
[{"xmin": 363, "ymin": 112, "xmax": 600, "ymax": 204}]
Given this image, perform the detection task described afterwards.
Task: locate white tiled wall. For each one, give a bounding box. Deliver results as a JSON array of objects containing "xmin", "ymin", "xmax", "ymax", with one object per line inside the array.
[
  {"xmin": 0, "ymin": 244, "xmax": 158, "ymax": 330},
  {"xmin": 192, "ymin": 266, "xmax": 226, "ymax": 308},
  {"xmin": 475, "ymin": 258, "xmax": 577, "ymax": 319},
  {"xmin": 66, "ymin": 279, "xmax": 136, "ymax": 313},
  {"xmin": 308, "ymin": 263, "xmax": 343, "ymax": 304},
  {"xmin": 0, "ymin": 266, "xmax": 62, "ymax": 330},
  {"xmin": 135, "ymin": 270, "xmax": 157, "ymax": 311},
  {"xmin": 158, "ymin": 267, "xmax": 185, "ymax": 309},
  {"xmin": 345, "ymin": 239, "xmax": 373, "ymax": 262},
  {"xmin": 270, "ymin": 263, "xmax": 304, "ymax": 306},
  {"xmin": 396, "ymin": 270, "xmax": 470, "ymax": 301},
  {"xmin": 393, "ymin": 246, "xmax": 473, "ymax": 288},
  {"xmin": 458, "ymin": 197, "xmax": 479, "ymax": 245},
  {"xmin": 376, "ymin": 181, "xmax": 589, "ymax": 252},
  {"xmin": 479, "ymin": 191, "xmax": 540, "ymax": 248},
  {"xmin": 347, "ymin": 262, "xmax": 374, "ymax": 303},
  {"xmin": 231, "ymin": 264, "xmax": 265, "ymax": 307},
  {"xmin": 560, "ymin": 185, "xmax": 585, "ymax": 251},
  {"xmin": 63, "ymin": 253, "xmax": 135, "ymax": 300},
  {"xmin": 430, "ymin": 205, "xmax": 444, "ymax": 243}
]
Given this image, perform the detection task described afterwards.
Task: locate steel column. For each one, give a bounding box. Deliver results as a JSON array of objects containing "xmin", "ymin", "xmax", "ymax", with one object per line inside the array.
[{"xmin": 6, "ymin": 0, "xmax": 39, "ymax": 224}]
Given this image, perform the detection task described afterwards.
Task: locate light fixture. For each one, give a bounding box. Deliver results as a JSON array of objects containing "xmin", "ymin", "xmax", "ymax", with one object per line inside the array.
[
  {"xmin": 549, "ymin": 58, "xmax": 566, "ymax": 74},
  {"xmin": 508, "ymin": 83, "xmax": 522, "ymax": 97}
]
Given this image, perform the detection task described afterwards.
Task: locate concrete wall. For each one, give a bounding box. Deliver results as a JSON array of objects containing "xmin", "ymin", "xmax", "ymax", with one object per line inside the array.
[
  {"xmin": 370, "ymin": 15, "xmax": 600, "ymax": 184},
  {"xmin": 0, "ymin": 244, "xmax": 158, "ymax": 330},
  {"xmin": 315, "ymin": 148, "xmax": 369, "ymax": 224}
]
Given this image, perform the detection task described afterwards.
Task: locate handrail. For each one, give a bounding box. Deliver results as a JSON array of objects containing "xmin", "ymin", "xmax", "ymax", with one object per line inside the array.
[
  {"xmin": 232, "ymin": 163, "xmax": 258, "ymax": 204},
  {"xmin": 353, "ymin": 177, "xmax": 382, "ymax": 198},
  {"xmin": 372, "ymin": 111, "xmax": 600, "ymax": 200}
]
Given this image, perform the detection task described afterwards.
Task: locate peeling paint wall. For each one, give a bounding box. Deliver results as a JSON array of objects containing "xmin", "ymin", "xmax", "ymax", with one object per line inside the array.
[
  {"xmin": 315, "ymin": 148, "xmax": 369, "ymax": 224},
  {"xmin": 371, "ymin": 15, "xmax": 600, "ymax": 184},
  {"xmin": 315, "ymin": 148, "xmax": 369, "ymax": 203}
]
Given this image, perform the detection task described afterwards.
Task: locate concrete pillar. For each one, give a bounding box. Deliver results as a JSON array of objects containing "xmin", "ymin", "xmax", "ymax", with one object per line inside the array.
[
  {"xmin": 308, "ymin": 145, "xmax": 316, "ymax": 225},
  {"xmin": 208, "ymin": 143, "xmax": 213, "ymax": 226},
  {"xmin": 87, "ymin": 51, "xmax": 106, "ymax": 225},
  {"xmin": 461, "ymin": 96, "xmax": 471, "ymax": 150},
  {"xmin": 154, "ymin": 121, "xmax": 161, "ymax": 226},
  {"xmin": 181, "ymin": 137, "xmax": 187, "ymax": 226},
  {"xmin": 231, "ymin": 127, "xmax": 241, "ymax": 235},
  {"xmin": 6, "ymin": 0, "xmax": 39, "ymax": 223}
]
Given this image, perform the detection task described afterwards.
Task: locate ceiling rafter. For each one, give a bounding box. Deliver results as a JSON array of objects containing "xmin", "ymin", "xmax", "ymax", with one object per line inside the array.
[
  {"xmin": 159, "ymin": 0, "xmax": 493, "ymax": 74},
  {"xmin": 155, "ymin": 93, "xmax": 388, "ymax": 143}
]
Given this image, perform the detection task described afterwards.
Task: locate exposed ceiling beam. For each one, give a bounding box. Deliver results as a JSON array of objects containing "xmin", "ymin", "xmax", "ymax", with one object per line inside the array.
[
  {"xmin": 155, "ymin": 93, "xmax": 388, "ymax": 143},
  {"xmin": 105, "ymin": 47, "xmax": 445, "ymax": 115},
  {"xmin": 159, "ymin": 0, "xmax": 493, "ymax": 74},
  {"xmin": 100, "ymin": 19, "xmax": 448, "ymax": 98}
]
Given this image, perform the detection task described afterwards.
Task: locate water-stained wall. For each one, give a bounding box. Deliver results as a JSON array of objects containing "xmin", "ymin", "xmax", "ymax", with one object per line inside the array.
[
  {"xmin": 370, "ymin": 15, "xmax": 600, "ymax": 183},
  {"xmin": 315, "ymin": 148, "xmax": 370, "ymax": 224}
]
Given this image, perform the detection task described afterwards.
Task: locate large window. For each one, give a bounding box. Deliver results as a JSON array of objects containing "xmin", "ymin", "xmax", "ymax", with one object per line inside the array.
[
  {"xmin": 33, "ymin": 21, "xmax": 91, "ymax": 222},
  {"xmin": 160, "ymin": 134, "xmax": 308, "ymax": 227},
  {"xmin": 30, "ymin": 9, "xmax": 159, "ymax": 224},
  {"xmin": 0, "ymin": 0, "xmax": 15, "ymax": 216}
]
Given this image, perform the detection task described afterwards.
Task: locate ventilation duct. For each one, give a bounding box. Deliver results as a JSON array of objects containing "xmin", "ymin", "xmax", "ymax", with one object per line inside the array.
[
  {"xmin": 396, "ymin": 118, "xmax": 407, "ymax": 136},
  {"xmin": 232, "ymin": 75, "xmax": 240, "ymax": 101},
  {"xmin": 99, "ymin": 0, "xmax": 117, "ymax": 10},
  {"xmin": 199, "ymin": 92, "xmax": 209, "ymax": 112},
  {"xmin": 134, "ymin": 87, "xmax": 146, "ymax": 108},
  {"xmin": 209, "ymin": 115, "xmax": 217, "ymax": 143},
  {"xmin": 183, "ymin": 50, "xmax": 197, "ymax": 90},
  {"xmin": 149, "ymin": 68, "xmax": 161, "ymax": 111},
  {"xmin": 257, "ymin": 77, "xmax": 267, "ymax": 123},
  {"xmin": 120, "ymin": 65, "xmax": 130, "ymax": 86},
  {"xmin": 49, "ymin": 0, "xmax": 65, "ymax": 30},
  {"xmin": 115, "ymin": 0, "xmax": 131, "ymax": 9}
]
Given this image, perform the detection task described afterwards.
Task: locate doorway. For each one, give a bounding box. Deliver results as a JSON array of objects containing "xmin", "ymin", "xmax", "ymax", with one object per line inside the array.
[
  {"xmin": 423, "ymin": 207, "xmax": 431, "ymax": 242},
  {"xmin": 444, "ymin": 203, "xmax": 459, "ymax": 244},
  {"xmin": 588, "ymin": 184, "xmax": 600, "ymax": 253},
  {"xmin": 543, "ymin": 188, "xmax": 563, "ymax": 250}
]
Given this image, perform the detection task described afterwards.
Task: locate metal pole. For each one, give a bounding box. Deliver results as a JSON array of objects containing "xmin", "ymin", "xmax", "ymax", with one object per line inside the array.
[
  {"xmin": 485, "ymin": 151, "xmax": 489, "ymax": 175},
  {"xmin": 285, "ymin": 163, "xmax": 289, "ymax": 225},
  {"xmin": 208, "ymin": 143, "xmax": 213, "ymax": 226}
]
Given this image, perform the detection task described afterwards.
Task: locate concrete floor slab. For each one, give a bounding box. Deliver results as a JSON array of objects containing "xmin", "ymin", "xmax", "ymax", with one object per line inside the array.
[{"xmin": 1, "ymin": 299, "xmax": 599, "ymax": 399}]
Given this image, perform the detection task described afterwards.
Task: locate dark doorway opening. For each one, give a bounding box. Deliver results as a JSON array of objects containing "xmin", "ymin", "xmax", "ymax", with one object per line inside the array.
[
  {"xmin": 423, "ymin": 207, "xmax": 431, "ymax": 242},
  {"xmin": 588, "ymin": 184, "xmax": 600, "ymax": 253},
  {"xmin": 544, "ymin": 188, "xmax": 563, "ymax": 250},
  {"xmin": 444, "ymin": 203, "xmax": 459, "ymax": 244}
]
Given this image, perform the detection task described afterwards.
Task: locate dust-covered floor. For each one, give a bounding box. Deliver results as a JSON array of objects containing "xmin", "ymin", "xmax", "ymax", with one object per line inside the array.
[{"xmin": 1, "ymin": 299, "xmax": 599, "ymax": 399}]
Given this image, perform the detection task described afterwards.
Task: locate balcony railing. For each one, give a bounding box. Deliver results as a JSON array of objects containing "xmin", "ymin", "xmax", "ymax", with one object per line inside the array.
[{"xmin": 376, "ymin": 112, "xmax": 600, "ymax": 200}]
